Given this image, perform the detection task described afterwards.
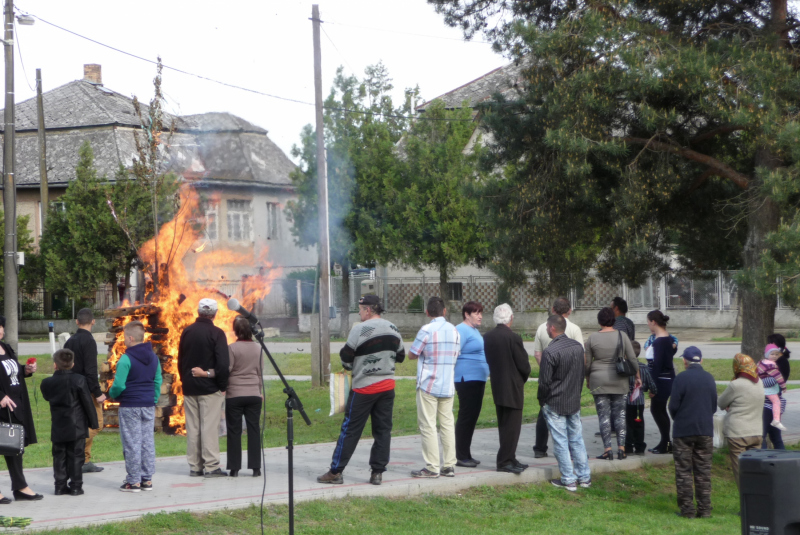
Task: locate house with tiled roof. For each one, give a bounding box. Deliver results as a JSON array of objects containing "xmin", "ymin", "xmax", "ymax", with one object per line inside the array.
[{"xmin": 0, "ymin": 65, "xmax": 316, "ymax": 309}]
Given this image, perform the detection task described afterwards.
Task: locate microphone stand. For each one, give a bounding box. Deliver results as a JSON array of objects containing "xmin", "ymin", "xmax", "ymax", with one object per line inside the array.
[{"xmin": 252, "ymin": 320, "xmax": 311, "ymax": 535}]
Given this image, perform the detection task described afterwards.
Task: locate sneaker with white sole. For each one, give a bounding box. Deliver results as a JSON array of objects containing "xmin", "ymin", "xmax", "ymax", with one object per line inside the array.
[
  {"xmin": 120, "ymin": 481, "xmax": 141, "ymax": 493},
  {"xmin": 771, "ymin": 420, "xmax": 787, "ymax": 431},
  {"xmin": 550, "ymin": 478, "xmax": 577, "ymax": 492},
  {"xmin": 411, "ymin": 468, "xmax": 439, "ymax": 478},
  {"xmin": 140, "ymin": 480, "xmax": 153, "ymax": 491},
  {"xmin": 579, "ymin": 479, "xmax": 592, "ymax": 489}
]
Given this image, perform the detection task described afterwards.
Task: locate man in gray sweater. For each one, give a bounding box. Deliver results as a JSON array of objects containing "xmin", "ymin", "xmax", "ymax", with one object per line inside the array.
[{"xmin": 317, "ymin": 295, "xmax": 405, "ymax": 486}]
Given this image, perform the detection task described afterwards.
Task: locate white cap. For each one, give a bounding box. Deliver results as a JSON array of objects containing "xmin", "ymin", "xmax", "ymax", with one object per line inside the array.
[{"xmin": 198, "ymin": 298, "xmax": 218, "ymax": 315}]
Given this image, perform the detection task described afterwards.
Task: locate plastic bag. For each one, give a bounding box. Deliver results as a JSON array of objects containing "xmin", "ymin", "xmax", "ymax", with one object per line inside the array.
[
  {"xmin": 713, "ymin": 411, "xmax": 726, "ymax": 449},
  {"xmin": 630, "ymin": 386, "xmax": 641, "ymax": 403},
  {"xmin": 329, "ymin": 371, "xmax": 352, "ymax": 417}
]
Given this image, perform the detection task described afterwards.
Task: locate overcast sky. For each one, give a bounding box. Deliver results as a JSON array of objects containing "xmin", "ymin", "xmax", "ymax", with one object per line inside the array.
[{"xmin": 11, "ymin": 0, "xmax": 504, "ymax": 162}]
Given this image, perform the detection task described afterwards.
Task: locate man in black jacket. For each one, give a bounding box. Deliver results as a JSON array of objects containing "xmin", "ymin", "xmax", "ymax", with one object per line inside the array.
[
  {"xmin": 41, "ymin": 349, "xmax": 100, "ymax": 496},
  {"xmin": 64, "ymin": 308, "xmax": 105, "ymax": 473},
  {"xmin": 668, "ymin": 346, "xmax": 717, "ymax": 518},
  {"xmin": 484, "ymin": 304, "xmax": 531, "ymax": 474},
  {"xmin": 177, "ymin": 298, "xmax": 230, "ymax": 478}
]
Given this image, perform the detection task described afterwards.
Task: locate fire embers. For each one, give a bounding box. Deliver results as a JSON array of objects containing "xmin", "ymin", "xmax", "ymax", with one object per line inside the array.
[{"xmin": 100, "ymin": 304, "xmax": 182, "ymax": 434}]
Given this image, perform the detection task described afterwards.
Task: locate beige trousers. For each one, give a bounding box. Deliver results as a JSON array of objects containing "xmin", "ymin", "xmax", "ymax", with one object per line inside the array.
[
  {"xmin": 416, "ymin": 389, "xmax": 456, "ymax": 473},
  {"xmin": 184, "ymin": 391, "xmax": 225, "ymax": 472},
  {"xmin": 84, "ymin": 397, "xmax": 104, "ymax": 463},
  {"xmin": 727, "ymin": 435, "xmax": 762, "ymax": 489}
]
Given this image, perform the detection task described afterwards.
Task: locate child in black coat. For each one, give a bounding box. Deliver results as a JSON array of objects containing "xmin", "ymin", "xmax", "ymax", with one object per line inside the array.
[{"xmin": 40, "ymin": 349, "xmax": 99, "ymax": 495}]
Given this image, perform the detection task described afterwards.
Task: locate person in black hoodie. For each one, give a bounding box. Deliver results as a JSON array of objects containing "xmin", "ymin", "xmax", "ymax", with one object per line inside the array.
[
  {"xmin": 108, "ymin": 321, "xmax": 162, "ymax": 492},
  {"xmin": 40, "ymin": 349, "xmax": 99, "ymax": 496},
  {"xmin": 177, "ymin": 298, "xmax": 229, "ymax": 478}
]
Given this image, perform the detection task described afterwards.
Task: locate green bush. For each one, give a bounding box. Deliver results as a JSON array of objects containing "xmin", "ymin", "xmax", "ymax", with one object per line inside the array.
[{"xmin": 407, "ymin": 294, "xmax": 424, "ymax": 313}]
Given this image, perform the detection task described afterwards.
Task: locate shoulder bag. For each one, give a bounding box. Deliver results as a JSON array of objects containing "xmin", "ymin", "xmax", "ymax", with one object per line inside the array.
[
  {"xmin": 0, "ymin": 408, "xmax": 24, "ymax": 456},
  {"xmin": 615, "ymin": 331, "xmax": 637, "ymax": 377}
]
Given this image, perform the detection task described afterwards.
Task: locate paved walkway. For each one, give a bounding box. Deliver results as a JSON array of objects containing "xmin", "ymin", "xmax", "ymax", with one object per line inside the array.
[{"xmin": 9, "ymin": 389, "xmax": 800, "ymax": 532}]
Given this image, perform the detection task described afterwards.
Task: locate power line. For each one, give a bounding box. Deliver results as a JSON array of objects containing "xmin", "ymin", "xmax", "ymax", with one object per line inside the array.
[
  {"xmin": 14, "ymin": 8, "xmax": 481, "ymax": 123},
  {"xmin": 324, "ymin": 19, "xmax": 494, "ymax": 45}
]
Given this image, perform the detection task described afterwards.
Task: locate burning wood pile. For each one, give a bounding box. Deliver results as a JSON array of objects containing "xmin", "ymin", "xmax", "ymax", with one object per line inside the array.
[{"xmin": 98, "ymin": 185, "xmax": 278, "ymax": 434}]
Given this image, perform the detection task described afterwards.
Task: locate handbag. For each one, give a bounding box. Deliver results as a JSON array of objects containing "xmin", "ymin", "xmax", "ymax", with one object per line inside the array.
[
  {"xmin": 0, "ymin": 408, "xmax": 25, "ymax": 456},
  {"xmin": 615, "ymin": 331, "xmax": 637, "ymax": 377}
]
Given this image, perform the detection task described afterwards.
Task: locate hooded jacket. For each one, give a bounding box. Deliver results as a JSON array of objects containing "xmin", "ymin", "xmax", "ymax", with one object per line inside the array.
[{"xmin": 109, "ymin": 341, "xmax": 163, "ymax": 407}]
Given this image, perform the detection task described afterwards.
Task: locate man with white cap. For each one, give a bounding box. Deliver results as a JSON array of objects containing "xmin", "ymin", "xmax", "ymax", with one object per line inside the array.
[{"xmin": 177, "ymin": 298, "xmax": 230, "ymax": 477}]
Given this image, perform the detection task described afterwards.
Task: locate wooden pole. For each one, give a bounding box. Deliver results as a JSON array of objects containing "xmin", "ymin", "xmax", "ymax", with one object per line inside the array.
[
  {"xmin": 36, "ymin": 68, "xmax": 52, "ymax": 317},
  {"xmin": 311, "ymin": 4, "xmax": 331, "ymax": 386}
]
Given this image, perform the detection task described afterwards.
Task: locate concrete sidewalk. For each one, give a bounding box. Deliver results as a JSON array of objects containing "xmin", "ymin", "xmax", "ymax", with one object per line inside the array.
[{"xmin": 8, "ymin": 389, "xmax": 800, "ymax": 532}]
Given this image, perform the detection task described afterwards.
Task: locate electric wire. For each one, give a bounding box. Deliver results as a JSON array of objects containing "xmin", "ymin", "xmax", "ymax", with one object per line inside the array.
[
  {"xmin": 324, "ymin": 19, "xmax": 494, "ymax": 45},
  {"xmin": 14, "ymin": 7, "xmax": 482, "ymax": 123},
  {"xmin": 321, "ymin": 25, "xmax": 356, "ymax": 76},
  {"xmin": 13, "ymin": 20, "xmax": 35, "ymax": 92}
]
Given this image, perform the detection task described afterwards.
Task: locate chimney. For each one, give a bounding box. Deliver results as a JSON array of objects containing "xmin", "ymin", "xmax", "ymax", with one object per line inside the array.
[{"xmin": 83, "ymin": 64, "xmax": 102, "ymax": 85}]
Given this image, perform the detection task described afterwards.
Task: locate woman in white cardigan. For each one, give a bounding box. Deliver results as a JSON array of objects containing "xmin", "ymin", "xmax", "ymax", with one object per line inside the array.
[{"xmin": 718, "ymin": 353, "xmax": 765, "ymax": 489}]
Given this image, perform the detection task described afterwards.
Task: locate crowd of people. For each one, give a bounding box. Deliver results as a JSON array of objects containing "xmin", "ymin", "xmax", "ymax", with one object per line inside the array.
[
  {"xmin": 0, "ymin": 293, "xmax": 790, "ymax": 515},
  {"xmin": 317, "ymin": 294, "xmax": 792, "ymax": 519},
  {"xmin": 0, "ymin": 300, "xmax": 265, "ymax": 500}
]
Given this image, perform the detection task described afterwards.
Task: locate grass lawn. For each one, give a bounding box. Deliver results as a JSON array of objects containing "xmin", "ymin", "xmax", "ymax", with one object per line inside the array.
[
  {"xmin": 712, "ymin": 336, "xmax": 800, "ymax": 342},
  {"xmin": 33, "ymin": 450, "xmax": 752, "ymax": 534}
]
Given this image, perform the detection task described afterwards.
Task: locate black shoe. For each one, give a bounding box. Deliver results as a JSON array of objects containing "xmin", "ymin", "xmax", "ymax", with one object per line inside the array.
[
  {"xmin": 0, "ymin": 497, "xmax": 9, "ymax": 505},
  {"xmin": 617, "ymin": 450, "xmax": 627, "ymax": 460},
  {"xmin": 13, "ymin": 490, "xmax": 44, "ymax": 501},
  {"xmin": 189, "ymin": 470, "xmax": 204, "ymax": 477},
  {"xmin": 596, "ymin": 450, "xmax": 613, "ymax": 460},
  {"xmin": 140, "ymin": 480, "xmax": 153, "ymax": 492},
  {"xmin": 456, "ymin": 459, "xmax": 478, "ymax": 468},
  {"xmin": 252, "ymin": 469, "xmax": 261, "ymax": 477},
  {"xmin": 69, "ymin": 487, "xmax": 84, "ymax": 496},
  {"xmin": 204, "ymin": 469, "xmax": 228, "ymax": 478},
  {"xmin": 82, "ymin": 462, "xmax": 104, "ymax": 473},
  {"xmin": 649, "ymin": 446, "xmax": 671, "ymax": 455},
  {"xmin": 594, "ymin": 431, "xmax": 602, "ymax": 437},
  {"xmin": 513, "ymin": 460, "xmax": 529, "ymax": 470},
  {"xmin": 533, "ymin": 450, "xmax": 548, "ymax": 459},
  {"xmin": 369, "ymin": 471, "xmax": 382, "ymax": 485},
  {"xmin": 497, "ymin": 463, "xmax": 524, "ymax": 474},
  {"xmin": 229, "ymin": 470, "xmax": 239, "ymax": 478},
  {"xmin": 54, "ymin": 486, "xmax": 70, "ymax": 496},
  {"xmin": 470, "ymin": 458, "xmax": 481, "ymax": 465}
]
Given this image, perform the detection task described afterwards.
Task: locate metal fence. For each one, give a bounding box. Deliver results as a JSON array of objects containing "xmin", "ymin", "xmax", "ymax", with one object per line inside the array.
[
  {"xmin": 15, "ymin": 285, "xmax": 116, "ymax": 320},
  {"xmin": 195, "ymin": 279, "xmax": 292, "ymax": 318}
]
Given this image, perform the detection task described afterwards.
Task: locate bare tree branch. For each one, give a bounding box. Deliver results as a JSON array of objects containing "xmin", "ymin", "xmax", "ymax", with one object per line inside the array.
[{"xmin": 690, "ymin": 125, "xmax": 747, "ymax": 145}]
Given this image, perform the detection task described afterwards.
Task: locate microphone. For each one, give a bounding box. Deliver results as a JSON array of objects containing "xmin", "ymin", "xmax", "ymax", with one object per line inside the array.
[{"xmin": 227, "ymin": 298, "xmax": 260, "ymax": 325}]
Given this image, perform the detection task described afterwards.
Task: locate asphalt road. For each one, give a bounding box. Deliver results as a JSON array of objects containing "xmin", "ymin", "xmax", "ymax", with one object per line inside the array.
[{"xmin": 17, "ymin": 339, "xmax": 800, "ymax": 359}]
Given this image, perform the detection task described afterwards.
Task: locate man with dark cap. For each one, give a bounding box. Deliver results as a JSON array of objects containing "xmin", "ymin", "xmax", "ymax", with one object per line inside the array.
[
  {"xmin": 317, "ymin": 295, "xmax": 405, "ymax": 486},
  {"xmin": 668, "ymin": 346, "xmax": 717, "ymax": 518},
  {"xmin": 177, "ymin": 298, "xmax": 230, "ymax": 478}
]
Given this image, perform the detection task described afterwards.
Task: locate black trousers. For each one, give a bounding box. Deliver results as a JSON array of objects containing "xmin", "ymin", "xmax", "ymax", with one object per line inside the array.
[
  {"xmin": 53, "ymin": 438, "xmax": 85, "ymax": 489},
  {"xmin": 496, "ymin": 405, "xmax": 523, "ymax": 468},
  {"xmin": 330, "ymin": 389, "xmax": 394, "ymax": 474},
  {"xmin": 455, "ymin": 380, "xmax": 485, "ymax": 461},
  {"xmin": 762, "ymin": 407, "xmax": 785, "ymax": 450},
  {"xmin": 226, "ymin": 396, "xmax": 263, "ymax": 472},
  {"xmin": 533, "ymin": 400, "xmax": 549, "ymax": 453},
  {"xmin": 1, "ymin": 409, "xmax": 28, "ymax": 492},
  {"xmin": 625, "ymin": 404, "xmax": 646, "ymax": 453},
  {"xmin": 650, "ymin": 398, "xmax": 671, "ymax": 448}
]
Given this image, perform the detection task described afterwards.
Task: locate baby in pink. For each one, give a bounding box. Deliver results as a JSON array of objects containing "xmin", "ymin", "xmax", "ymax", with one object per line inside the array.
[{"xmin": 758, "ymin": 344, "xmax": 787, "ymax": 431}]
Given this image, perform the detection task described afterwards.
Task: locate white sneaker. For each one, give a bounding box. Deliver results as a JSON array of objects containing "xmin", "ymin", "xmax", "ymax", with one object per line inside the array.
[{"xmin": 771, "ymin": 420, "xmax": 787, "ymax": 431}]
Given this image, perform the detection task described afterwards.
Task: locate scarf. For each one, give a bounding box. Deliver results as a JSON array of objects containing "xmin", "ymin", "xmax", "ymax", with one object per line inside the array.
[{"xmin": 733, "ymin": 353, "xmax": 758, "ymax": 384}]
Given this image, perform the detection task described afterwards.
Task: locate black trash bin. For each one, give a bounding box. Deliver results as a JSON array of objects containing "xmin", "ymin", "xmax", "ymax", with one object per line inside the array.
[{"xmin": 740, "ymin": 449, "xmax": 800, "ymax": 535}]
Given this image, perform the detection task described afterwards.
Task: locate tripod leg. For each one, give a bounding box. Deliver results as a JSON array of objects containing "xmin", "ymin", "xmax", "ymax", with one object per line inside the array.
[{"xmin": 287, "ymin": 403, "xmax": 294, "ymax": 535}]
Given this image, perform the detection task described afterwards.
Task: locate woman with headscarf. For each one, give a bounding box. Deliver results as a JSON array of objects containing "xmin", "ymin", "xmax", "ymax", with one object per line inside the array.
[{"xmin": 718, "ymin": 354, "xmax": 764, "ymax": 488}]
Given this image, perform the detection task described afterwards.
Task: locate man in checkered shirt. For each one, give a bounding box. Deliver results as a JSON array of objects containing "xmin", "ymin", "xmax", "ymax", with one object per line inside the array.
[{"xmin": 408, "ymin": 297, "xmax": 461, "ymax": 478}]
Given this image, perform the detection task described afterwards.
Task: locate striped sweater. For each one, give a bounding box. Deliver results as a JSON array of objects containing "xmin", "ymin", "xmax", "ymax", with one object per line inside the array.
[{"xmin": 339, "ymin": 318, "xmax": 405, "ymax": 391}]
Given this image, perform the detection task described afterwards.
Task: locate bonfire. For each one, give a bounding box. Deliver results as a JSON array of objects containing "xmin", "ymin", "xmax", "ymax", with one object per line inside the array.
[{"xmin": 102, "ymin": 184, "xmax": 278, "ymax": 434}]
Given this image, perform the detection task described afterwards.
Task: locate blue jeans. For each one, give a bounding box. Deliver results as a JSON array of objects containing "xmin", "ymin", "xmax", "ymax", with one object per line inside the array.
[{"xmin": 543, "ymin": 404, "xmax": 591, "ymax": 485}]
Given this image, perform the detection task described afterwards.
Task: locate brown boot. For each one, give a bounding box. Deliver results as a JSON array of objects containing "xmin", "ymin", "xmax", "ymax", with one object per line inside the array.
[{"xmin": 316, "ymin": 470, "xmax": 343, "ymax": 484}]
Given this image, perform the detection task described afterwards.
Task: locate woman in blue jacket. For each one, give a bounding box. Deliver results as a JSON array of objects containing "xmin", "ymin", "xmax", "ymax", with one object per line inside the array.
[{"xmin": 454, "ymin": 301, "xmax": 487, "ymax": 468}]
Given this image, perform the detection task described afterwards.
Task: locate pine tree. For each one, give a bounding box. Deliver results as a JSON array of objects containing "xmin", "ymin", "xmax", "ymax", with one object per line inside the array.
[{"xmin": 431, "ymin": 0, "xmax": 800, "ymax": 357}]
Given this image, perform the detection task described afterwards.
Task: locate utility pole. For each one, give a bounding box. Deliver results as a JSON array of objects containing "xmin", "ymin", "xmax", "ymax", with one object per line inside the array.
[
  {"xmin": 2, "ymin": 0, "xmax": 18, "ymax": 352},
  {"xmin": 311, "ymin": 4, "xmax": 331, "ymax": 387},
  {"xmin": 36, "ymin": 68, "xmax": 50, "ymax": 317},
  {"xmin": 36, "ymin": 69, "xmax": 47, "ymax": 229}
]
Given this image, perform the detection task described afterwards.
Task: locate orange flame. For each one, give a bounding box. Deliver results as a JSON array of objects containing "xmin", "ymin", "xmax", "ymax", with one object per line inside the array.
[{"xmin": 105, "ymin": 184, "xmax": 279, "ymax": 434}]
